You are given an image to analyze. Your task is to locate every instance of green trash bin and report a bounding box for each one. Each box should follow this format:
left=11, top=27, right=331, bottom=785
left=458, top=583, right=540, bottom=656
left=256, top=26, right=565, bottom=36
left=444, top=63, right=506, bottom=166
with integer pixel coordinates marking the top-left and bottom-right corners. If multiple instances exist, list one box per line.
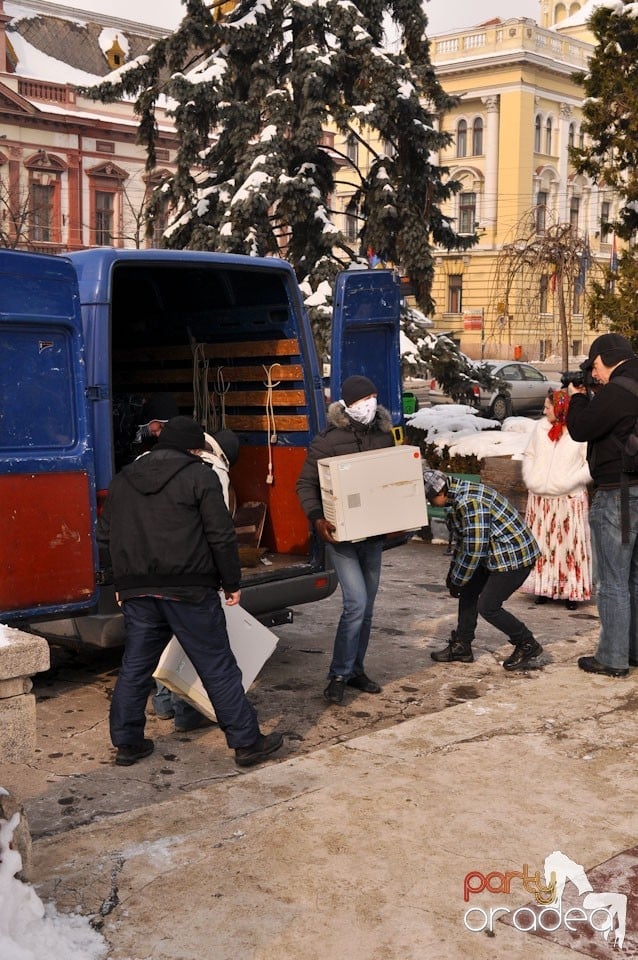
left=402, top=391, right=417, bottom=415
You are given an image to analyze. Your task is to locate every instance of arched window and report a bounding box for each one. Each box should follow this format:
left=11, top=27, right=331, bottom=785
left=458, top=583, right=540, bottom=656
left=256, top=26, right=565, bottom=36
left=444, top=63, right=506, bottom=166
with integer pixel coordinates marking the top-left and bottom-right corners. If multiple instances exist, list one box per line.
left=568, top=123, right=575, bottom=150
left=457, top=119, right=467, bottom=158
left=579, top=127, right=585, bottom=149
left=534, top=115, right=542, bottom=153
left=472, top=118, right=483, bottom=155
left=346, top=134, right=358, bottom=165
left=545, top=117, right=553, bottom=154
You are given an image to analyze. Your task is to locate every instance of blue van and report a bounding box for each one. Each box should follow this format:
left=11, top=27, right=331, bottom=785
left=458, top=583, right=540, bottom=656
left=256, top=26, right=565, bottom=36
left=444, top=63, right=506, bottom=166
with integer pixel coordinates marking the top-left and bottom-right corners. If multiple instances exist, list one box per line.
left=0, top=249, right=404, bottom=646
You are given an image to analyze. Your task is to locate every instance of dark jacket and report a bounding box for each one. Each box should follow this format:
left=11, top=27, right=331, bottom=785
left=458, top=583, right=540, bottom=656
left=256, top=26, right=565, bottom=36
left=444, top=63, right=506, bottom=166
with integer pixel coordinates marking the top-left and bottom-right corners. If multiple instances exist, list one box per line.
left=296, top=401, right=394, bottom=523
left=566, top=357, right=638, bottom=487
left=97, top=448, right=241, bottom=594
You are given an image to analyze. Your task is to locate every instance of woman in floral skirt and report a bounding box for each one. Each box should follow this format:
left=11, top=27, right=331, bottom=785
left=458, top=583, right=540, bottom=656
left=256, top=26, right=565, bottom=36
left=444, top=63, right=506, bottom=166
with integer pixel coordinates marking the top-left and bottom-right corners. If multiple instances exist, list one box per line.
left=521, top=389, right=592, bottom=609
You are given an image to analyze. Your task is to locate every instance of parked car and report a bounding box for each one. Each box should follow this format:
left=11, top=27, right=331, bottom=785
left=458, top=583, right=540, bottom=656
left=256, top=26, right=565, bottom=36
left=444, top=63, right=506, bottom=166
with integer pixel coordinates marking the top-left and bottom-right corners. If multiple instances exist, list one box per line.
left=428, top=360, right=561, bottom=420
left=471, top=361, right=562, bottom=420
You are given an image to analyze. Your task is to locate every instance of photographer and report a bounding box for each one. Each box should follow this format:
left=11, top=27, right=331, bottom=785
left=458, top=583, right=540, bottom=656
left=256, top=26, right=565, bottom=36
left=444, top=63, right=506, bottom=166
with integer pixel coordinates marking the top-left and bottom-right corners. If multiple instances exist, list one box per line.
left=566, top=333, right=638, bottom=677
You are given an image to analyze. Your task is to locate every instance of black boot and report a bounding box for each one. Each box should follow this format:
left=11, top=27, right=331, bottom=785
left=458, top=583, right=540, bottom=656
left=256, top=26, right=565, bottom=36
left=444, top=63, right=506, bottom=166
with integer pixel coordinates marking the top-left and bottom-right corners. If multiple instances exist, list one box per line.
left=431, top=631, right=474, bottom=663
left=503, top=638, right=543, bottom=671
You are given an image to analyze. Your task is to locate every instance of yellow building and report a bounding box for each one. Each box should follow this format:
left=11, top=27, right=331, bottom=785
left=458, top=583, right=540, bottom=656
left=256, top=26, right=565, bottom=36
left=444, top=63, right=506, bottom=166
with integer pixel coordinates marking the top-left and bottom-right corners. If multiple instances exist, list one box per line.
left=428, top=0, right=613, bottom=361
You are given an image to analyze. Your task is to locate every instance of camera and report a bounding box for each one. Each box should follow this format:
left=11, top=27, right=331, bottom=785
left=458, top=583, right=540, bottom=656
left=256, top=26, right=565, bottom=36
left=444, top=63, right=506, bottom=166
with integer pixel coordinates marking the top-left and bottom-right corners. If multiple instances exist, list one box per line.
left=560, top=370, right=586, bottom=389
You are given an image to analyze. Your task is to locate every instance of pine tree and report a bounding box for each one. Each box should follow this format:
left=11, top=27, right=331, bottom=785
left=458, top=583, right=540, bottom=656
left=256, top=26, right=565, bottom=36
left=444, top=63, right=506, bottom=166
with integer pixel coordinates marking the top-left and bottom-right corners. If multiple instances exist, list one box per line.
left=572, top=0, right=638, bottom=338
left=82, top=0, right=472, bottom=357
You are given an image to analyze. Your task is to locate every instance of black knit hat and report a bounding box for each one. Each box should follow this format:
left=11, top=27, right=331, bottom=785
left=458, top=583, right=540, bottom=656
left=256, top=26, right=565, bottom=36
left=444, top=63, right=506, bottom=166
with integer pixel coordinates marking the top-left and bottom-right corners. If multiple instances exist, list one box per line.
left=341, top=375, right=377, bottom=406
left=156, top=416, right=205, bottom=452
left=213, top=429, right=240, bottom=466
left=138, top=393, right=179, bottom=426
left=581, top=333, right=635, bottom=371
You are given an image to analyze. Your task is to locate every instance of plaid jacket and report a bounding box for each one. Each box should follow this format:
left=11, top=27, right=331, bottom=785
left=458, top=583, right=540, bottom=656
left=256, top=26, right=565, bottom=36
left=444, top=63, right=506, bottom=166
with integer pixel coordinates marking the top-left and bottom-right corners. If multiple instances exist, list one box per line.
left=446, top=478, right=540, bottom=587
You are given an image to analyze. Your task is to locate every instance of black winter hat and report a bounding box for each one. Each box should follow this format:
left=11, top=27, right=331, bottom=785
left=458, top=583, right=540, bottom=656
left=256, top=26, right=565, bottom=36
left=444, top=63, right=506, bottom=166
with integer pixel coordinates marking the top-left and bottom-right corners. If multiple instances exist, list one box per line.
left=138, top=393, right=179, bottom=426
left=156, top=416, right=205, bottom=452
left=581, top=333, right=635, bottom=371
left=212, top=429, right=240, bottom=466
left=341, top=375, right=377, bottom=406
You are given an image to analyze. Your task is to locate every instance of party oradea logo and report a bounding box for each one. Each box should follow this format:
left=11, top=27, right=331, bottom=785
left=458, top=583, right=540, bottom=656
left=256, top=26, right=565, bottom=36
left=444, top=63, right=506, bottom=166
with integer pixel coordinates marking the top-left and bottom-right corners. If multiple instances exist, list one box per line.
left=463, top=850, right=628, bottom=951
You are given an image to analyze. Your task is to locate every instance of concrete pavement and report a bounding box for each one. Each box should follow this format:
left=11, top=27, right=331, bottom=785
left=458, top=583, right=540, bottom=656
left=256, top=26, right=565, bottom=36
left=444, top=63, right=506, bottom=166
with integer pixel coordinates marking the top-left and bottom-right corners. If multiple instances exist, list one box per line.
left=29, top=614, right=638, bottom=959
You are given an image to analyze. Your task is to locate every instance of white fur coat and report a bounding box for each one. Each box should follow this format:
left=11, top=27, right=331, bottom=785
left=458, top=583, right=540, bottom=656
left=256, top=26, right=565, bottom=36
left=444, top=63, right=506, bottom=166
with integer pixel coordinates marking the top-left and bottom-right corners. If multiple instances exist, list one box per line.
left=522, top=418, right=591, bottom=496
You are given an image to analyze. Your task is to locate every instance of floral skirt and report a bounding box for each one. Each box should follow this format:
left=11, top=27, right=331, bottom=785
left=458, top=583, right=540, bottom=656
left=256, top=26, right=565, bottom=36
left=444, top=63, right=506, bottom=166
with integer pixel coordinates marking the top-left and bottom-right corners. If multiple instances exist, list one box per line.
left=522, top=490, right=592, bottom=601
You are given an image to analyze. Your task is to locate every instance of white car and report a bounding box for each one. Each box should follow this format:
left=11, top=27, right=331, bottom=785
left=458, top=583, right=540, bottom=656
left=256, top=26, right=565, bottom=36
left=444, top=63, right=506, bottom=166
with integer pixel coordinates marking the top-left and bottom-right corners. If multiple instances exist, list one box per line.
left=472, top=361, right=562, bottom=420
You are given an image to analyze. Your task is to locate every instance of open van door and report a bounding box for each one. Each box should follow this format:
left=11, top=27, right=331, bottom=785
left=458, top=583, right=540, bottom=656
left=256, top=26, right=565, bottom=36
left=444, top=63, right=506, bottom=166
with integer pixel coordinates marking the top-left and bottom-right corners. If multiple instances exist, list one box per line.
left=0, top=251, right=98, bottom=622
left=330, top=268, right=403, bottom=428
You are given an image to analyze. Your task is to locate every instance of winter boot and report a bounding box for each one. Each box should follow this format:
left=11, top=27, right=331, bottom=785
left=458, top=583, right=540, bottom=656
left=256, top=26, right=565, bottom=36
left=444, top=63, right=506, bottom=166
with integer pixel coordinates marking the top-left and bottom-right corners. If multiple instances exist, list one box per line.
left=431, top=630, right=474, bottom=663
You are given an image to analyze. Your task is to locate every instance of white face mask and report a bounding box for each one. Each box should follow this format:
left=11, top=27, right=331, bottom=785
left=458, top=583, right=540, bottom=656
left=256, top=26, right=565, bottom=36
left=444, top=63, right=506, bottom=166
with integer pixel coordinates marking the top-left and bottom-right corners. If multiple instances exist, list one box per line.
left=345, top=396, right=377, bottom=425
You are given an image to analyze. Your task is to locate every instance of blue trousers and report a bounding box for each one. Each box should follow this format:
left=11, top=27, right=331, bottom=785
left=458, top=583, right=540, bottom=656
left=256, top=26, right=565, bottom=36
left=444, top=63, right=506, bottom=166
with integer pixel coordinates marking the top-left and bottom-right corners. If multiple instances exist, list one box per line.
left=590, top=487, right=638, bottom=669
left=326, top=538, right=383, bottom=679
left=110, top=591, right=260, bottom=749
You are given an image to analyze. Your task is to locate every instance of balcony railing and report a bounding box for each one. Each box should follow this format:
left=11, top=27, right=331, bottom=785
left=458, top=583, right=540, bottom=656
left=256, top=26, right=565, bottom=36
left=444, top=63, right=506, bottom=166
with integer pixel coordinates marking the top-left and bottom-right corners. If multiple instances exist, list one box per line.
left=18, top=80, right=76, bottom=104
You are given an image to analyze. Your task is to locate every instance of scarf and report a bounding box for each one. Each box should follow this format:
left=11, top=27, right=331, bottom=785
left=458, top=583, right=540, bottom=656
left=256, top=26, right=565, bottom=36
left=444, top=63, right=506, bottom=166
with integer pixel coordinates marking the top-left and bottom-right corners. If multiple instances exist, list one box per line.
left=547, top=389, right=570, bottom=442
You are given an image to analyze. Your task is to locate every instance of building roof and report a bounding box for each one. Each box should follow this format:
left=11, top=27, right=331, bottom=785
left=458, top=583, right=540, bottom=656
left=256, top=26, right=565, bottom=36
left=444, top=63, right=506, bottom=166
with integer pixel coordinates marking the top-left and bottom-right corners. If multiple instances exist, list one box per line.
left=4, top=0, right=163, bottom=82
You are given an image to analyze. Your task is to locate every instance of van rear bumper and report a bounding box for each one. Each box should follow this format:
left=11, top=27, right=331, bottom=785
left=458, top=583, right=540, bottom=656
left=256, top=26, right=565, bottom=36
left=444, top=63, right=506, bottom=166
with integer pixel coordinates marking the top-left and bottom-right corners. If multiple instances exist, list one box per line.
left=29, top=568, right=339, bottom=649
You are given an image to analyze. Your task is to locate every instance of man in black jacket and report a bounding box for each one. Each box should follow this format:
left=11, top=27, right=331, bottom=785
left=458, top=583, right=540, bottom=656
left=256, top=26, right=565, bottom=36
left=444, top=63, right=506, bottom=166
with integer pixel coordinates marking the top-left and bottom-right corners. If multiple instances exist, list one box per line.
left=97, top=416, right=282, bottom=767
left=567, top=333, right=638, bottom=677
left=296, top=375, right=394, bottom=704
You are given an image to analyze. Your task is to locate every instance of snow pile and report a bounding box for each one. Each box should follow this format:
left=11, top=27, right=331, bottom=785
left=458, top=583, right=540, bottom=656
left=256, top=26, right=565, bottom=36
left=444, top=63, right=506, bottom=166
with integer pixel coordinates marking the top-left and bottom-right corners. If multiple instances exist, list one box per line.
left=407, top=405, right=535, bottom=460
left=0, top=803, right=108, bottom=960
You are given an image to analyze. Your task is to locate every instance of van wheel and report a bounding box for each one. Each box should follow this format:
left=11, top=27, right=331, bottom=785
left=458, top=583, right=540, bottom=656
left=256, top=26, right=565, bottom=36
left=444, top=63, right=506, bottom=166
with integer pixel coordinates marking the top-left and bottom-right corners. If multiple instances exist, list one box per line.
left=490, top=395, right=511, bottom=421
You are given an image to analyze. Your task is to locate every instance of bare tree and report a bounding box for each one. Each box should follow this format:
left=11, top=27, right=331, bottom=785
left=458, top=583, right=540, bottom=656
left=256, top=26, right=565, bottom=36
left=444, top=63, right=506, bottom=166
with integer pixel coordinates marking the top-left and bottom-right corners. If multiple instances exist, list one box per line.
left=491, top=212, right=599, bottom=368
left=0, top=179, right=41, bottom=249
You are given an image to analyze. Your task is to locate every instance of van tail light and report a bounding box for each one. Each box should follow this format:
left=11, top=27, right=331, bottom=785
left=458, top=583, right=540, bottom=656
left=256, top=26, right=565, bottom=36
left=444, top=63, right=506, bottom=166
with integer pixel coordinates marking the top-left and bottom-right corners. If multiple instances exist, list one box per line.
left=96, top=489, right=109, bottom=516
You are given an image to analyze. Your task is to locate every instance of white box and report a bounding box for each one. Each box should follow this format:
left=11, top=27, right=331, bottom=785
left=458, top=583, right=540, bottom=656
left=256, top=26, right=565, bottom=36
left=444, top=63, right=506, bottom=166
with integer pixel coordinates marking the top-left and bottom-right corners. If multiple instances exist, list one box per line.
left=153, top=601, right=278, bottom=721
left=318, top=445, right=428, bottom=542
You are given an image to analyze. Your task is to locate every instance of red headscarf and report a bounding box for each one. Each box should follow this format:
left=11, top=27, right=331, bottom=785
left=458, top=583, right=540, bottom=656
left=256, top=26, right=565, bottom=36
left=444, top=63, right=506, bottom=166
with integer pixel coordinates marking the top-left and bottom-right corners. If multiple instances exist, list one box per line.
left=548, top=389, right=570, bottom=442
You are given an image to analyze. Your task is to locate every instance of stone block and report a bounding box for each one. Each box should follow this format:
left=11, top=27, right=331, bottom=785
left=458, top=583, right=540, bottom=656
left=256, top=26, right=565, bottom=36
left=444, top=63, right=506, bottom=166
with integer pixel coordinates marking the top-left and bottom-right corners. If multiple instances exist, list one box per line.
left=481, top=456, right=528, bottom=513
left=0, top=693, right=37, bottom=763
left=0, top=677, right=33, bottom=699
left=0, top=626, right=50, bottom=679
left=0, top=789, right=33, bottom=881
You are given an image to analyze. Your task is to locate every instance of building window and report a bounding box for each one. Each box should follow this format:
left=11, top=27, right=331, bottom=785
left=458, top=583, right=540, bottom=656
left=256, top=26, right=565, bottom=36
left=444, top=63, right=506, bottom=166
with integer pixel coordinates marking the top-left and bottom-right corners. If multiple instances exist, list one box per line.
left=540, top=275, right=549, bottom=314
left=535, top=190, right=548, bottom=234
left=459, top=191, right=476, bottom=234
left=534, top=115, right=542, bottom=153
left=545, top=117, right=553, bottom=154
left=346, top=134, right=358, bottom=165
left=472, top=118, right=483, bottom=155
left=600, top=200, right=611, bottom=241
left=456, top=120, right=467, bottom=158
left=30, top=182, right=55, bottom=242
left=448, top=274, right=462, bottom=314
left=579, top=127, right=585, bottom=149
left=573, top=285, right=582, bottom=315
left=569, top=195, right=580, bottom=231
left=568, top=123, right=575, bottom=150
left=95, top=190, right=114, bottom=245
left=87, top=161, right=128, bottom=247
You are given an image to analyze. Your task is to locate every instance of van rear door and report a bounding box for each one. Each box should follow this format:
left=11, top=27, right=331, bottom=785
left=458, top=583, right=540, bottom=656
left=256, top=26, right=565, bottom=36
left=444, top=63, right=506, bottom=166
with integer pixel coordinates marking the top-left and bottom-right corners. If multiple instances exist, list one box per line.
left=330, top=268, right=403, bottom=424
left=0, top=251, right=98, bottom=621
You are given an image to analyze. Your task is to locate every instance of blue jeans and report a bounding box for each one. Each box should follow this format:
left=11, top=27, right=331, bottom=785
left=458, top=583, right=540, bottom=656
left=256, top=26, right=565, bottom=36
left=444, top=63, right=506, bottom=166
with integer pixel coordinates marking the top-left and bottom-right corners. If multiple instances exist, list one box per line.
left=152, top=682, right=203, bottom=727
left=589, top=488, right=638, bottom=669
left=326, top=539, right=384, bottom=679
left=110, top=591, right=260, bottom=749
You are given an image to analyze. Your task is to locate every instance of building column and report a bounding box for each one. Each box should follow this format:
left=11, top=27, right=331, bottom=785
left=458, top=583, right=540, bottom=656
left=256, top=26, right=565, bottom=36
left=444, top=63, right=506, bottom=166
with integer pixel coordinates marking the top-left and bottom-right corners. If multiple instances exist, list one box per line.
left=481, top=95, right=499, bottom=230
left=558, top=102, right=572, bottom=224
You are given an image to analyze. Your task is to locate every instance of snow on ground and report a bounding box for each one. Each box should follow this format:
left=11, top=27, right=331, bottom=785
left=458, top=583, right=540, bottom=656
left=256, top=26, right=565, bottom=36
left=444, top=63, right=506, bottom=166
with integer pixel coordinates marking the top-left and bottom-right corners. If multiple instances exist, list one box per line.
left=406, top=404, right=535, bottom=460
left=0, top=807, right=108, bottom=960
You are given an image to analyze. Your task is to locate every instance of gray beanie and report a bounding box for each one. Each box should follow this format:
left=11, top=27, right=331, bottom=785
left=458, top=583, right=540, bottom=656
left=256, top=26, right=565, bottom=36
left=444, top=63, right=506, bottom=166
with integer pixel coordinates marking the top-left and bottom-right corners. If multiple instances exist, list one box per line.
left=422, top=466, right=449, bottom=503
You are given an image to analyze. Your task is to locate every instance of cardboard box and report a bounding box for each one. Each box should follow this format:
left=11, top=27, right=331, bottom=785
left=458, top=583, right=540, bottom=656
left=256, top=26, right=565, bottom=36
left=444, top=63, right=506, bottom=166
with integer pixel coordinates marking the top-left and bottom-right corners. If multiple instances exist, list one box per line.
left=318, top=444, right=428, bottom=542
left=153, top=602, right=278, bottom=721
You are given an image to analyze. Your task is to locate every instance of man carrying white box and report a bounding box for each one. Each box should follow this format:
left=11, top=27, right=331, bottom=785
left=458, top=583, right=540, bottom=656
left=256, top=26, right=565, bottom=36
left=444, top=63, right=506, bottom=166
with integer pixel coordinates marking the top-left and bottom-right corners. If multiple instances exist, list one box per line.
left=296, top=375, right=399, bottom=704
